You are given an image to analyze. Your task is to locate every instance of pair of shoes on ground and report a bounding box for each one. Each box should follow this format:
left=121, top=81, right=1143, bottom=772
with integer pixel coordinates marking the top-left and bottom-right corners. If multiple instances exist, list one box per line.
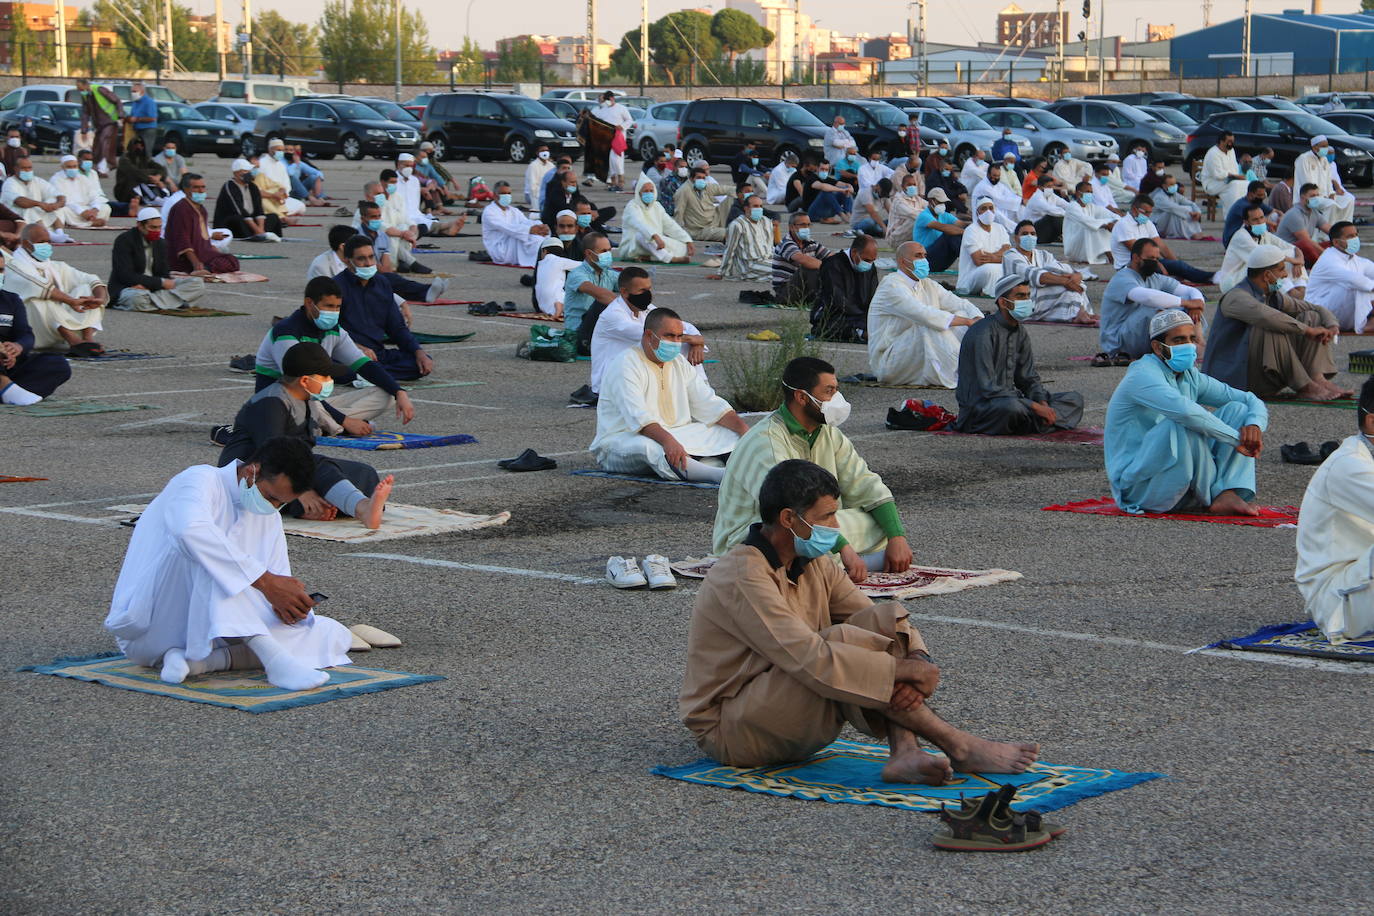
left=934, top=784, right=1066, bottom=852
left=497, top=448, right=557, bottom=472
left=400, top=261, right=433, bottom=274
left=519, top=273, right=535, bottom=287
left=1090, top=352, right=1132, bottom=368
left=228, top=354, right=256, bottom=372
left=1280, top=440, right=1339, bottom=465
left=738, top=289, right=776, bottom=305
left=607, top=555, right=675, bottom=590
left=348, top=624, right=402, bottom=653
left=469, top=300, right=515, bottom=316
left=568, top=384, right=598, bottom=407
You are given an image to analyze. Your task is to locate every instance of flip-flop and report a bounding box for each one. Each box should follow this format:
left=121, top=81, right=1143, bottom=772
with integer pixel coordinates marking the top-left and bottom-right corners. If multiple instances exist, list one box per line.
left=350, top=624, right=401, bottom=648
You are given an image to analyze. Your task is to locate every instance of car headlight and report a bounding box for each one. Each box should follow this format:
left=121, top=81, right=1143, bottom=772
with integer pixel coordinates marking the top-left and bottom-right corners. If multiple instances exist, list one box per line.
left=366, top=129, right=386, bottom=138
left=1342, top=147, right=1369, bottom=159
left=1153, top=130, right=1175, bottom=141
left=187, top=128, right=207, bottom=135
left=1072, top=138, right=1098, bottom=145
left=534, top=129, right=555, bottom=139
left=808, top=138, right=825, bottom=147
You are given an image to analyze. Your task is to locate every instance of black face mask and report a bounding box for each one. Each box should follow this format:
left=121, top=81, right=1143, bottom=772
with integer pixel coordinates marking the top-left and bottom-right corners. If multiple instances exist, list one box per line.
left=1138, top=258, right=1161, bottom=278
left=626, top=290, right=653, bottom=309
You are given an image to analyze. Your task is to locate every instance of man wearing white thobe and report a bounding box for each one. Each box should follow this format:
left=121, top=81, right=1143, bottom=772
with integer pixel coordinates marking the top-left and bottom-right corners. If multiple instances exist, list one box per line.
left=481, top=181, right=549, bottom=268
left=868, top=242, right=984, bottom=388
left=1121, top=148, right=1148, bottom=194
left=957, top=200, right=1012, bottom=297
left=971, top=164, right=1019, bottom=232
left=1305, top=223, right=1374, bottom=332
left=618, top=179, right=694, bottom=263
left=857, top=154, right=894, bottom=194
left=1, top=156, right=73, bottom=241
left=1051, top=153, right=1091, bottom=190
left=2, top=228, right=107, bottom=351
left=1201, top=134, right=1247, bottom=214
left=260, top=139, right=307, bottom=217
left=1217, top=207, right=1307, bottom=294
left=524, top=146, right=555, bottom=209
left=766, top=156, right=795, bottom=205
left=105, top=440, right=353, bottom=690
left=48, top=153, right=110, bottom=227
left=1295, top=136, right=1356, bottom=224
left=959, top=151, right=989, bottom=198
left=823, top=117, right=856, bottom=169
left=588, top=269, right=705, bottom=394
left=1150, top=179, right=1204, bottom=239
left=1064, top=185, right=1117, bottom=265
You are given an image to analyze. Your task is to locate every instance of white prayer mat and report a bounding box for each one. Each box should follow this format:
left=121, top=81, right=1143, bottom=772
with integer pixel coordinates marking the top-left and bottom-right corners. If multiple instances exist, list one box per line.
left=108, top=503, right=511, bottom=543
left=670, top=557, right=1023, bottom=600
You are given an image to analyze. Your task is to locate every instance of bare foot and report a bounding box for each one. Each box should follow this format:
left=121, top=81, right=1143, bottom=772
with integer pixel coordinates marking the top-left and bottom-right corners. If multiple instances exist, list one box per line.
left=947, top=736, right=1040, bottom=775
left=1322, top=380, right=1355, bottom=399
left=358, top=474, right=394, bottom=529
left=881, top=747, right=953, bottom=785
left=1295, top=381, right=1339, bottom=401
left=1209, top=489, right=1259, bottom=517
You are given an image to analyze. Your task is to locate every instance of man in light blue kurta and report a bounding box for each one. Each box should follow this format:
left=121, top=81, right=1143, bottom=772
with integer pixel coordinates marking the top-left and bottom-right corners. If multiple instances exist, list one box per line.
left=1105, top=309, right=1268, bottom=515
left=1099, top=236, right=1206, bottom=361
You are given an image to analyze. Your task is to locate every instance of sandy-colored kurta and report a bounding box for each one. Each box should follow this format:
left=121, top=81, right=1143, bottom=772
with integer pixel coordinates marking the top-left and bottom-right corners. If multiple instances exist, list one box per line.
left=257, top=156, right=306, bottom=217
left=1, top=249, right=105, bottom=349
left=868, top=270, right=983, bottom=387
left=884, top=194, right=926, bottom=253
left=712, top=408, right=898, bottom=557
left=720, top=214, right=773, bottom=282
left=618, top=196, right=693, bottom=263
left=1052, top=157, right=1092, bottom=189
left=956, top=218, right=1010, bottom=296
left=0, top=175, right=65, bottom=228
left=1201, top=145, right=1246, bottom=213
left=673, top=183, right=729, bottom=242
left=48, top=170, right=111, bottom=226
left=591, top=346, right=738, bottom=479
left=481, top=202, right=544, bottom=268
left=1064, top=198, right=1115, bottom=264
left=1296, top=435, right=1374, bottom=642
left=1217, top=228, right=1308, bottom=293
left=1295, top=150, right=1356, bottom=223
left=1002, top=246, right=1092, bottom=321
left=679, top=532, right=924, bottom=767
left=1203, top=279, right=1338, bottom=397
left=588, top=299, right=703, bottom=394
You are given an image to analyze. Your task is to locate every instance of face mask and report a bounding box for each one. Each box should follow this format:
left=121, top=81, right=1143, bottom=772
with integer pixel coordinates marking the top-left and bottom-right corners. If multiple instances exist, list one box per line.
left=639, top=191, right=656, bottom=205
left=145, top=229, right=161, bottom=241
left=18, top=170, right=33, bottom=182
left=1138, top=258, right=1160, bottom=278
left=940, top=169, right=951, bottom=177
left=750, top=157, right=759, bottom=165
left=652, top=336, right=682, bottom=363
left=693, top=178, right=707, bottom=191
left=558, top=232, right=575, bottom=242
left=1244, top=223, right=1265, bottom=239
left=1326, top=149, right=1336, bottom=161
left=80, top=160, right=93, bottom=172
left=64, top=168, right=78, bottom=179
left=903, top=185, right=918, bottom=197
left=626, top=290, right=653, bottom=309
left=898, top=128, right=908, bottom=136
left=5, top=137, right=19, bottom=148
left=817, top=171, right=830, bottom=179
left=274, top=150, right=286, bottom=161
left=1347, top=237, right=1363, bottom=255
left=1160, top=342, right=1197, bottom=373
left=854, top=258, right=873, bottom=273
left=386, top=183, right=398, bottom=195
left=353, top=263, right=378, bottom=281
left=931, top=203, right=945, bottom=215
left=538, top=150, right=550, bottom=160
left=1268, top=279, right=1283, bottom=293
left=1153, top=168, right=1165, bottom=177
left=795, top=227, right=811, bottom=241
left=677, top=167, right=689, bottom=178
left=1308, top=197, right=1327, bottom=211
left=596, top=250, right=613, bottom=269
left=870, top=159, right=882, bottom=167
left=977, top=211, right=995, bottom=226
left=306, top=377, right=335, bottom=401
left=366, top=218, right=383, bottom=231
left=249, top=168, right=261, bottom=179
left=1062, top=151, right=1072, bottom=160
left=575, top=213, right=592, bottom=228
left=164, top=149, right=177, bottom=158
left=910, top=257, right=930, bottom=280
left=497, top=193, right=513, bottom=207
left=237, top=472, right=280, bottom=516
left=1003, top=133, right=1012, bottom=140
left=1004, top=298, right=1033, bottom=321
left=1081, top=192, right=1095, bottom=205
left=1134, top=212, right=1149, bottom=225
left=29, top=242, right=52, bottom=262
left=191, top=191, right=207, bottom=204
left=313, top=307, right=342, bottom=329
left=1020, top=235, right=1037, bottom=250
left=789, top=516, right=842, bottom=558
left=1134, top=150, right=1145, bottom=159
left=1164, top=185, right=1177, bottom=195
left=564, top=184, right=576, bottom=194
left=400, top=166, right=413, bottom=177
left=1097, top=176, right=1109, bottom=184
left=749, top=207, right=763, bottom=221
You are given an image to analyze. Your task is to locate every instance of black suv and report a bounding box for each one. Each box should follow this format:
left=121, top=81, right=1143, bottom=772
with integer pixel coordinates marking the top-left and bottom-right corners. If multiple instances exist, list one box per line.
left=422, top=92, right=579, bottom=164
left=1183, top=109, right=1374, bottom=185
left=792, top=98, right=915, bottom=159
left=252, top=97, right=418, bottom=160
left=676, top=97, right=826, bottom=165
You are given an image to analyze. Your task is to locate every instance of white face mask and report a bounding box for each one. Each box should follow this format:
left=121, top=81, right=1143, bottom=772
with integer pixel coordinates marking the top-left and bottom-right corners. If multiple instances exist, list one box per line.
left=811, top=390, right=851, bottom=427
left=930, top=203, right=945, bottom=215
left=977, top=210, right=995, bottom=226
left=400, top=166, right=413, bottom=178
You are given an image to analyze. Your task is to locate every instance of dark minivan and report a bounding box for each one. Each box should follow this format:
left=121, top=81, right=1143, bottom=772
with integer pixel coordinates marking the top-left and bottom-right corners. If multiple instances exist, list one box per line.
left=793, top=98, right=916, bottom=160
left=422, top=92, right=579, bottom=164
left=676, top=97, right=826, bottom=165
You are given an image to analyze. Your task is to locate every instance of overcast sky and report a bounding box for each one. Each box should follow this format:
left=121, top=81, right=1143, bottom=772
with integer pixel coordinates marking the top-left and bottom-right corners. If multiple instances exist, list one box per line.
left=186, top=1, right=1356, bottom=55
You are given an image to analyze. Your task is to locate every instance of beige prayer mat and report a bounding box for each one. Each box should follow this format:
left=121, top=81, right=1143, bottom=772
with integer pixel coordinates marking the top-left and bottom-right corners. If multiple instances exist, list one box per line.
left=670, top=557, right=1023, bottom=600
left=108, top=502, right=511, bottom=543
left=171, top=271, right=269, bottom=284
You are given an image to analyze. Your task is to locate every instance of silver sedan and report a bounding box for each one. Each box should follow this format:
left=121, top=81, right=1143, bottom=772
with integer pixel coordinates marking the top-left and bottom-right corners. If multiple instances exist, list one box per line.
left=978, top=107, right=1119, bottom=162
left=913, top=108, right=1033, bottom=165
left=632, top=101, right=690, bottom=161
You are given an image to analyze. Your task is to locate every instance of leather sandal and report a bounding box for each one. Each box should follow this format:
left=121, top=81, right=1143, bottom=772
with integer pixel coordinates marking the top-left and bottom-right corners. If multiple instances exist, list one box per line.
left=933, top=785, right=1056, bottom=852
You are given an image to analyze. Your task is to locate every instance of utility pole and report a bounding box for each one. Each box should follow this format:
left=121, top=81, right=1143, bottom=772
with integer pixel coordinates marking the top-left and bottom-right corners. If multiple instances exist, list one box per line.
left=587, top=0, right=597, bottom=87
left=163, top=0, right=175, bottom=76
left=1242, top=0, right=1253, bottom=78
left=918, top=0, right=927, bottom=91
left=1056, top=0, right=1065, bottom=92
left=794, top=0, right=801, bottom=85
left=242, top=0, right=253, bottom=80
left=214, top=0, right=225, bottom=78
left=641, top=0, right=648, bottom=86
left=394, top=0, right=402, bottom=100
left=1096, top=0, right=1105, bottom=93
left=54, top=0, right=68, bottom=77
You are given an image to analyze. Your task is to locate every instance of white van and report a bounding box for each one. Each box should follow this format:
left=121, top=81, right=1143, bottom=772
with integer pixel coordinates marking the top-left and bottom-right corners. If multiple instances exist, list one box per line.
left=210, top=79, right=310, bottom=109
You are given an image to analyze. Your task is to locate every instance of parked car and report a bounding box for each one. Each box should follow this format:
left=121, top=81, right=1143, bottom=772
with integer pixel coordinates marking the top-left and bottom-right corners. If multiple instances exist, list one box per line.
left=964, top=95, right=1050, bottom=109
left=1231, top=95, right=1304, bottom=111
left=0, top=84, right=74, bottom=112
left=938, top=97, right=989, bottom=114
left=1296, top=92, right=1374, bottom=113
left=193, top=102, right=269, bottom=156
left=210, top=79, right=306, bottom=109
left=540, top=98, right=594, bottom=122
left=910, top=108, right=1033, bottom=165
left=1152, top=96, right=1253, bottom=123
left=793, top=97, right=927, bottom=160
left=872, top=95, right=953, bottom=112
left=1136, top=104, right=1199, bottom=132
left=633, top=101, right=688, bottom=160
left=2, top=101, right=82, bottom=154
left=254, top=97, right=419, bottom=160
left=1084, top=91, right=1191, bottom=106
left=1183, top=109, right=1374, bottom=186
left=976, top=107, right=1117, bottom=161
left=1046, top=99, right=1187, bottom=163
left=676, top=97, right=827, bottom=165
left=96, top=81, right=187, bottom=105
left=1322, top=109, right=1374, bottom=142
left=422, top=92, right=578, bottom=163
left=147, top=102, right=238, bottom=156
left=346, top=96, right=422, bottom=125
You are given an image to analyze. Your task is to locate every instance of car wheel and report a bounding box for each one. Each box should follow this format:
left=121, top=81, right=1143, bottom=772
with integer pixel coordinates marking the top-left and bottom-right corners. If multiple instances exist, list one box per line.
left=428, top=134, right=448, bottom=160
left=341, top=134, right=364, bottom=160
left=1044, top=141, right=1066, bottom=160
left=684, top=142, right=708, bottom=164
left=953, top=144, right=975, bottom=168
left=774, top=144, right=800, bottom=167
left=507, top=136, right=529, bottom=163
left=240, top=135, right=256, bottom=157
left=638, top=137, right=658, bottom=162
left=58, top=133, right=72, bottom=156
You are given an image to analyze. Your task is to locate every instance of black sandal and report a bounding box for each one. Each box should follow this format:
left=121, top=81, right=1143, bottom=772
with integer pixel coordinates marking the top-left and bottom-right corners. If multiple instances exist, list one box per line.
left=1090, top=352, right=1114, bottom=368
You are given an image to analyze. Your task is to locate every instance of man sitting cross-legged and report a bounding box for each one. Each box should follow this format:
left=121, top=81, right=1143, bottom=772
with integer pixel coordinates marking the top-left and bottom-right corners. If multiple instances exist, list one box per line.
left=1105, top=309, right=1268, bottom=516
left=1305, top=220, right=1374, bottom=333
left=0, top=285, right=71, bottom=405
left=588, top=267, right=706, bottom=398
left=716, top=194, right=774, bottom=282
left=108, top=207, right=206, bottom=312
left=953, top=274, right=1084, bottom=435
left=334, top=235, right=446, bottom=382
left=591, top=308, right=749, bottom=484
left=0, top=155, right=75, bottom=243
left=166, top=173, right=240, bottom=275
left=219, top=342, right=393, bottom=528
left=1002, top=219, right=1095, bottom=325
left=619, top=178, right=696, bottom=264
left=771, top=213, right=830, bottom=306
left=1097, top=237, right=1206, bottom=366
left=682, top=458, right=1040, bottom=780
left=1, top=224, right=109, bottom=357
left=481, top=180, right=549, bottom=268
left=867, top=241, right=983, bottom=389
left=713, top=357, right=913, bottom=583
left=105, top=436, right=354, bottom=691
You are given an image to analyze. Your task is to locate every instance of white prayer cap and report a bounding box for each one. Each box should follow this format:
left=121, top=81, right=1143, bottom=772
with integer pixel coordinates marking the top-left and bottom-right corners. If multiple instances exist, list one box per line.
left=267, top=136, right=285, bottom=148
left=975, top=196, right=996, bottom=211
left=136, top=206, right=162, bottom=222
left=926, top=187, right=950, bottom=202
left=994, top=273, right=1029, bottom=300
left=397, top=151, right=416, bottom=162
left=60, top=153, right=78, bottom=163
left=1149, top=308, right=1194, bottom=339
left=555, top=208, right=575, bottom=220
left=1106, top=152, right=1120, bottom=161
left=1311, top=134, right=1328, bottom=147
left=540, top=235, right=564, bottom=250
left=419, top=140, right=435, bottom=151
left=1246, top=244, right=1286, bottom=270
left=231, top=157, right=252, bottom=172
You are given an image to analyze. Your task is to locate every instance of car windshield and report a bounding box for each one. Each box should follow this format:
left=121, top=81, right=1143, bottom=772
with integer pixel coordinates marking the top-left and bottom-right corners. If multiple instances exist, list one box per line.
left=1028, top=110, right=1073, bottom=129
left=946, top=112, right=994, bottom=130
left=763, top=103, right=824, bottom=127
left=501, top=98, right=558, bottom=119
left=867, top=105, right=908, bottom=127
left=159, top=104, right=204, bottom=120
left=234, top=105, right=268, bottom=119
left=327, top=100, right=390, bottom=120
left=48, top=103, right=80, bottom=118
left=360, top=100, right=417, bottom=121
left=1144, top=107, right=1193, bottom=128
left=1284, top=111, right=1345, bottom=135
left=1254, top=97, right=1301, bottom=111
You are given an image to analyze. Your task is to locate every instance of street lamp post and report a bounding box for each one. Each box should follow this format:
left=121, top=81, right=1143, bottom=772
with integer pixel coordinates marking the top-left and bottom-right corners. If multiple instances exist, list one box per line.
left=394, top=0, right=402, bottom=101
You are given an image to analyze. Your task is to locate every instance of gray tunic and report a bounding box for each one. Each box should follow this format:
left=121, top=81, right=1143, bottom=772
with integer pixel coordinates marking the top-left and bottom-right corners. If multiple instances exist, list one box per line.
left=953, top=311, right=1086, bottom=434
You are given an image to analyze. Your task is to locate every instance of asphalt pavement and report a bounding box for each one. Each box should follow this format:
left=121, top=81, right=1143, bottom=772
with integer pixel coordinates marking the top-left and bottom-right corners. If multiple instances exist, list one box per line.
left=1, top=152, right=1371, bottom=913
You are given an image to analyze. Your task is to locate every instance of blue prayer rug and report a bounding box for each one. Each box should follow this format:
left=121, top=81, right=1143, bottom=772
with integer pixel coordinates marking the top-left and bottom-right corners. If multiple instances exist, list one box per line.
left=653, top=739, right=1164, bottom=813
left=21, top=652, right=443, bottom=713
left=571, top=469, right=719, bottom=490
left=1205, top=621, right=1374, bottom=662
left=315, top=431, right=478, bottom=450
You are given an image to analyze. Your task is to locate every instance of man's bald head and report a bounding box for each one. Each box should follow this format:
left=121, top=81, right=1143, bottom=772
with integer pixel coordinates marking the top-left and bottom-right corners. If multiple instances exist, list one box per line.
left=21, top=223, right=50, bottom=246
left=896, top=241, right=925, bottom=264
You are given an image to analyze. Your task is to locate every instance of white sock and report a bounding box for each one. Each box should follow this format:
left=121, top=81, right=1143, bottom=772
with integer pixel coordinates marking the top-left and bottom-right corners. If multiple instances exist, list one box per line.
left=159, top=646, right=230, bottom=684
left=681, top=457, right=726, bottom=484
left=1, top=383, right=42, bottom=406
left=246, top=633, right=329, bottom=691
left=50, top=229, right=72, bottom=243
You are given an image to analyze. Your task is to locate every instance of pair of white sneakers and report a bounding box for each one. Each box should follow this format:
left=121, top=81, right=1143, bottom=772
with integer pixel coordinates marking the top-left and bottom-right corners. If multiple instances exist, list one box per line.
left=607, top=555, right=675, bottom=590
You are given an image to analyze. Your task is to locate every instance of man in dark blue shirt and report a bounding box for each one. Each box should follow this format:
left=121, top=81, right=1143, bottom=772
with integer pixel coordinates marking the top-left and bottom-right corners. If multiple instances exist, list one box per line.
left=1222, top=181, right=1274, bottom=248
left=1, top=288, right=71, bottom=405
left=334, top=235, right=436, bottom=381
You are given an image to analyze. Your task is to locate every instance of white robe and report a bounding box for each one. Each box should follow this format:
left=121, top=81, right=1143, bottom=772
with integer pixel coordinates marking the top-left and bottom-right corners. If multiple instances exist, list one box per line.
left=258, top=155, right=306, bottom=216
left=397, top=172, right=433, bottom=228
left=957, top=219, right=1011, bottom=297
left=48, top=170, right=111, bottom=227
left=998, top=166, right=1021, bottom=198
left=591, top=345, right=738, bottom=479
left=588, top=298, right=703, bottom=394
left=867, top=271, right=983, bottom=388
left=1003, top=247, right=1092, bottom=322
left=104, top=461, right=352, bottom=670
left=481, top=202, right=544, bottom=268
left=1052, top=158, right=1091, bottom=189
left=959, top=159, right=989, bottom=198
left=1121, top=153, right=1148, bottom=192
left=1305, top=246, right=1374, bottom=331
left=766, top=163, right=794, bottom=205
left=1064, top=199, right=1116, bottom=264
left=596, top=103, right=636, bottom=177
left=0, top=249, right=104, bottom=349
left=0, top=175, right=66, bottom=228
left=1217, top=229, right=1307, bottom=294
left=1020, top=188, right=1067, bottom=223
left=971, top=178, right=1019, bottom=233
left=618, top=198, right=692, bottom=263
left=379, top=190, right=414, bottom=265
left=823, top=126, right=857, bottom=166
left=535, top=251, right=578, bottom=316
left=1103, top=168, right=1133, bottom=206
left=1201, top=146, right=1246, bottom=213
left=1110, top=215, right=1161, bottom=270
left=1296, top=435, right=1374, bottom=643
left=1295, top=150, right=1356, bottom=223
left=524, top=157, right=555, bottom=209
left=857, top=160, right=894, bottom=193
left=1149, top=188, right=1202, bottom=239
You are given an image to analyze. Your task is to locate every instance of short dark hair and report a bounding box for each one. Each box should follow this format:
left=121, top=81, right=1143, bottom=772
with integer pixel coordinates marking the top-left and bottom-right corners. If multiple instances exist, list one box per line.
left=1015, top=219, right=1035, bottom=233
left=304, top=276, right=340, bottom=303
left=758, top=459, right=841, bottom=525
left=617, top=266, right=650, bottom=289
left=343, top=235, right=375, bottom=259
left=1131, top=193, right=1153, bottom=209
left=328, top=224, right=356, bottom=251
left=1248, top=180, right=1266, bottom=194
left=1331, top=220, right=1357, bottom=239
left=180, top=172, right=201, bottom=190
left=644, top=307, right=681, bottom=333
left=1219, top=131, right=1235, bottom=142
left=380, top=168, right=398, bottom=181
left=1300, top=182, right=1318, bottom=195
left=1131, top=236, right=1160, bottom=257
left=875, top=177, right=893, bottom=198
left=583, top=231, right=609, bottom=253
left=358, top=199, right=380, bottom=215
left=1359, top=377, right=1374, bottom=427
left=248, top=437, right=315, bottom=496
left=782, top=356, right=835, bottom=394
left=850, top=233, right=876, bottom=254
left=1244, top=202, right=1265, bottom=219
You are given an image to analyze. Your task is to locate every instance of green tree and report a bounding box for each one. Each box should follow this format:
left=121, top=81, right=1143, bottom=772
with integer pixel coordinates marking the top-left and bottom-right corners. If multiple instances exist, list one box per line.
left=710, top=9, right=773, bottom=65
left=609, top=11, right=721, bottom=85
left=318, top=0, right=434, bottom=84
left=251, top=10, right=318, bottom=76
left=90, top=0, right=215, bottom=73
left=1364, top=0, right=1374, bottom=11
left=495, top=37, right=542, bottom=82
left=11, top=7, right=57, bottom=73
left=446, top=36, right=486, bottom=83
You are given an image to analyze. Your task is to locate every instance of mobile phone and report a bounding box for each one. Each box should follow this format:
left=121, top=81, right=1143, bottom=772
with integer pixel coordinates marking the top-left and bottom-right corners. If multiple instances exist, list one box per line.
left=308, top=591, right=329, bottom=603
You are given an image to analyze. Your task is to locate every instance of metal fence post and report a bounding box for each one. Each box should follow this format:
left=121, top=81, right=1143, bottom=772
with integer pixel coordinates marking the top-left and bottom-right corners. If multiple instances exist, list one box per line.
left=1329, top=57, right=1334, bottom=92
left=825, top=63, right=831, bottom=98
left=966, top=61, right=972, bottom=95
left=20, top=43, right=27, bottom=84
left=1365, top=59, right=1369, bottom=93
left=1008, top=59, right=1014, bottom=96
left=780, top=59, right=787, bottom=99
left=1216, top=59, right=1221, bottom=98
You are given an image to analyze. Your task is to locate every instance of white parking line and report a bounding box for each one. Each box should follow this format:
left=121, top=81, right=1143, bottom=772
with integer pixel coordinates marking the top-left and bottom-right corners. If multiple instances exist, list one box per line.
left=380, top=448, right=587, bottom=474
left=347, top=552, right=602, bottom=584
left=406, top=397, right=503, bottom=410
left=112, top=412, right=205, bottom=430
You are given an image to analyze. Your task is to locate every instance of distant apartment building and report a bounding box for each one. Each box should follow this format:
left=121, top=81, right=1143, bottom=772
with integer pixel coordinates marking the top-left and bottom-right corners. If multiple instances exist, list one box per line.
left=997, top=3, right=1067, bottom=48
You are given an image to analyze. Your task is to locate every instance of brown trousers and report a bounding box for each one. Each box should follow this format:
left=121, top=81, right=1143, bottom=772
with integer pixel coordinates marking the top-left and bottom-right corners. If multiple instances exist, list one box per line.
left=700, top=604, right=926, bottom=768
left=1248, top=312, right=1338, bottom=397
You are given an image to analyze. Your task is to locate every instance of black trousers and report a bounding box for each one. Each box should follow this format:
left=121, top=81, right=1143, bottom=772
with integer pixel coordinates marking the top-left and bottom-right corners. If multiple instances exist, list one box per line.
left=1032, top=214, right=1062, bottom=246
left=284, top=454, right=378, bottom=518
left=223, top=213, right=284, bottom=239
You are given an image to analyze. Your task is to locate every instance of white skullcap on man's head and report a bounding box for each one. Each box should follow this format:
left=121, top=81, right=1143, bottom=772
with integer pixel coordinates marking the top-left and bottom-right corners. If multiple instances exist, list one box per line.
left=1150, top=308, right=1194, bottom=339
left=136, top=207, right=162, bottom=222
left=231, top=157, right=252, bottom=172
left=267, top=136, right=284, bottom=148
left=1246, top=244, right=1286, bottom=270
left=555, top=209, right=575, bottom=220
left=60, top=153, right=78, bottom=163
left=1311, top=135, right=1328, bottom=147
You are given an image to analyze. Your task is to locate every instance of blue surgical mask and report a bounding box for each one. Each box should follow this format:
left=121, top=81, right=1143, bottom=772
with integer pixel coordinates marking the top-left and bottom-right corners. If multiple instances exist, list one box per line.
left=191, top=191, right=207, bottom=204
left=749, top=207, right=763, bottom=221
left=498, top=193, right=512, bottom=207
left=1008, top=299, right=1034, bottom=321
left=374, top=193, right=388, bottom=206
left=576, top=213, right=592, bottom=228
left=1164, top=185, right=1177, bottom=195
left=558, top=232, right=576, bottom=242
left=353, top=265, right=378, bottom=281
left=693, top=178, right=707, bottom=190
left=750, top=156, right=758, bottom=165
left=313, top=307, right=341, bottom=328
left=237, top=473, right=280, bottom=516
left=795, top=227, right=811, bottom=240
left=1081, top=192, right=1095, bottom=205
left=63, top=167, right=78, bottom=179
left=386, top=183, right=398, bottom=195
left=1020, top=235, right=1037, bottom=250
left=1135, top=213, right=1149, bottom=225
left=80, top=160, right=93, bottom=172
left=640, top=191, right=656, bottom=204
left=306, top=377, right=335, bottom=401
left=274, top=150, right=285, bottom=161
left=817, top=170, right=830, bottom=179
left=596, top=250, right=613, bottom=269
left=903, top=185, right=917, bottom=197
left=854, top=258, right=873, bottom=272
left=366, top=218, right=383, bottom=231
left=1268, top=280, right=1283, bottom=293
left=164, top=149, right=176, bottom=158
left=18, top=170, right=34, bottom=182
left=1326, top=148, right=1336, bottom=161
left=940, top=169, right=950, bottom=177
left=790, top=516, right=841, bottom=558
left=653, top=335, right=682, bottom=363
left=249, top=167, right=259, bottom=179
left=1062, top=151, right=1072, bottom=160
left=1161, top=342, right=1198, bottom=373
left=1348, top=237, right=1363, bottom=255
left=1249, top=224, right=1265, bottom=238
left=1097, top=176, right=1109, bottom=185
left=910, top=258, right=930, bottom=280
left=29, top=242, right=53, bottom=262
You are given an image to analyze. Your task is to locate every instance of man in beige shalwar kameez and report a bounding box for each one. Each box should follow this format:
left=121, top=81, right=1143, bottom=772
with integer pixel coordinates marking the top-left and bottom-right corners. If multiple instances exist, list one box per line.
left=673, top=165, right=730, bottom=243
left=680, top=459, right=1040, bottom=782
